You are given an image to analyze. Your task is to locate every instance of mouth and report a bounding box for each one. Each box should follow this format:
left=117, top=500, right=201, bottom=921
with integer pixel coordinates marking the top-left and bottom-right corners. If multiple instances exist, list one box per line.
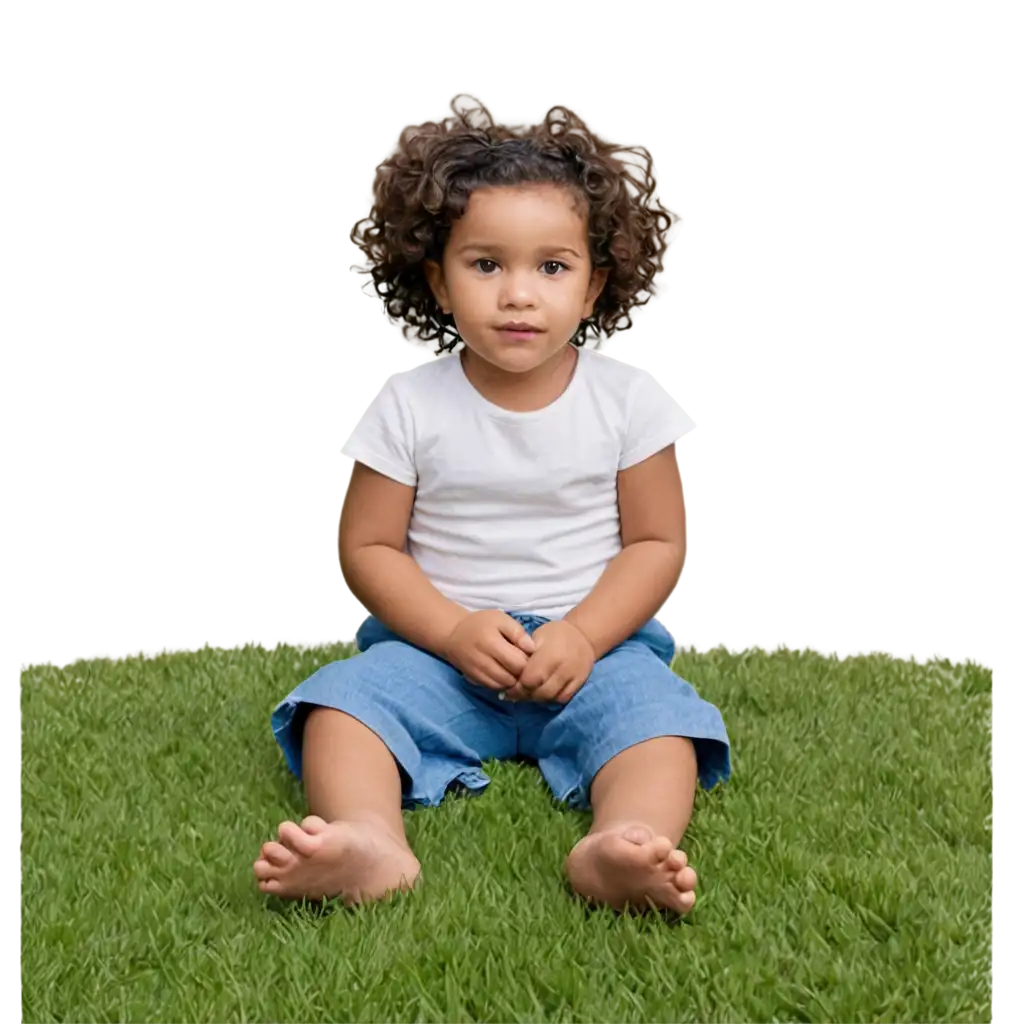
left=498, top=325, right=543, bottom=340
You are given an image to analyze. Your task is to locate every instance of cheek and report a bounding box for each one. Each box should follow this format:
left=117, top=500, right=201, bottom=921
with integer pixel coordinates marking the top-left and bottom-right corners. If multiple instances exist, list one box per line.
left=450, top=277, right=493, bottom=314
left=450, top=286, right=489, bottom=321
left=565, top=278, right=598, bottom=317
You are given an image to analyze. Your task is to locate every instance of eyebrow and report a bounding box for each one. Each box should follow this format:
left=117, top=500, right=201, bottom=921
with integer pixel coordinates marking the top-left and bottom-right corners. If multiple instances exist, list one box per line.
left=455, top=242, right=582, bottom=258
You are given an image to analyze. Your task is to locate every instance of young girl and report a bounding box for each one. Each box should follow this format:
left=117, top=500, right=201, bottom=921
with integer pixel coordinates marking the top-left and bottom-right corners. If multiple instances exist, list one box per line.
left=253, top=95, right=732, bottom=914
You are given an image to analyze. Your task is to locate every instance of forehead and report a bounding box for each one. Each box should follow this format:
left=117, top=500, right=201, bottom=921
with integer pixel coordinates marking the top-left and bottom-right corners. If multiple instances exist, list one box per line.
left=452, top=184, right=587, bottom=244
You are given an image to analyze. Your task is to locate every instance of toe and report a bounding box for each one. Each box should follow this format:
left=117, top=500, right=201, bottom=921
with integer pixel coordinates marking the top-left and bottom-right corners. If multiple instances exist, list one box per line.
left=261, top=841, right=294, bottom=867
left=279, top=820, right=319, bottom=856
left=253, top=858, right=275, bottom=880
left=301, top=815, right=329, bottom=834
left=677, top=889, right=696, bottom=913
left=647, top=836, right=675, bottom=864
left=620, top=825, right=654, bottom=845
left=666, top=849, right=687, bottom=872
left=258, top=878, right=283, bottom=894
left=676, top=865, right=698, bottom=892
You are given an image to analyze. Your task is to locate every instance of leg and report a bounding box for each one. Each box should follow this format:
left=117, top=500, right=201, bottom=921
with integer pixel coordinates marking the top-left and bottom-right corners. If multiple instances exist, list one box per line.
left=565, top=736, right=700, bottom=913
left=302, top=706, right=409, bottom=845
left=589, top=735, right=697, bottom=844
left=253, top=708, right=421, bottom=904
left=531, top=623, right=730, bottom=914
left=258, top=620, right=519, bottom=903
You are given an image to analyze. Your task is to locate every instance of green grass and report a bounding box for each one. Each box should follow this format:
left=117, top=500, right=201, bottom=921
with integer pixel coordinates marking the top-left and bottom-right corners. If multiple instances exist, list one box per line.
left=22, top=640, right=991, bottom=1023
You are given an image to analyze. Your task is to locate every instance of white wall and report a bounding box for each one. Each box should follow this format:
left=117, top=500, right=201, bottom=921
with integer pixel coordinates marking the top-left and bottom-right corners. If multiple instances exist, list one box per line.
left=610, top=339, right=1024, bottom=452
left=393, top=329, right=1024, bottom=454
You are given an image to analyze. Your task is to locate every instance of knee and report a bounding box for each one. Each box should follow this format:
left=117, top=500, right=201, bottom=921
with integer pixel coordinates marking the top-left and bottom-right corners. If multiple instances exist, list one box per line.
left=302, top=705, right=358, bottom=742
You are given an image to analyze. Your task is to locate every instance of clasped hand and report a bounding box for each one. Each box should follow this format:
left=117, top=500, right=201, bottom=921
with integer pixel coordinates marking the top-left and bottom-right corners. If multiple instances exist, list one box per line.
left=443, top=611, right=596, bottom=705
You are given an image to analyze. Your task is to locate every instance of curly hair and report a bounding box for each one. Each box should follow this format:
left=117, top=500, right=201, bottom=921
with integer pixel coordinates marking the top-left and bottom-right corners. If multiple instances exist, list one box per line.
left=349, top=94, right=679, bottom=355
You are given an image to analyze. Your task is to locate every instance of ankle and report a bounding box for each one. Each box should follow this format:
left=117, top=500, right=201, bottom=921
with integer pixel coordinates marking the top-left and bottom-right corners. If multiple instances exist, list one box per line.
left=585, top=819, right=686, bottom=848
left=587, top=819, right=653, bottom=838
left=325, top=811, right=410, bottom=850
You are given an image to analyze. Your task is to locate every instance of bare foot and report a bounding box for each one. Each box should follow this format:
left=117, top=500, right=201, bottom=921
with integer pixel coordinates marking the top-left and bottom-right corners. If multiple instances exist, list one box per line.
left=252, top=814, right=421, bottom=904
left=565, top=823, right=698, bottom=914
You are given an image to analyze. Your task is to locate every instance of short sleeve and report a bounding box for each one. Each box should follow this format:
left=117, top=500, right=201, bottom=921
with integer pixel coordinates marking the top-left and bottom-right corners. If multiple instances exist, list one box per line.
left=340, top=374, right=417, bottom=486
left=619, top=370, right=697, bottom=471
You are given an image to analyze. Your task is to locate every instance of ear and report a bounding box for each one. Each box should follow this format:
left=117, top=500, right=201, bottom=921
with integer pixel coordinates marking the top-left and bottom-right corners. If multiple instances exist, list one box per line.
left=423, top=259, right=450, bottom=313
left=583, top=266, right=610, bottom=316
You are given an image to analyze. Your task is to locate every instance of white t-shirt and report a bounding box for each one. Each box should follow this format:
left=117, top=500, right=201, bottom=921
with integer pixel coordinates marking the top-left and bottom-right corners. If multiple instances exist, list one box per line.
left=341, top=346, right=696, bottom=620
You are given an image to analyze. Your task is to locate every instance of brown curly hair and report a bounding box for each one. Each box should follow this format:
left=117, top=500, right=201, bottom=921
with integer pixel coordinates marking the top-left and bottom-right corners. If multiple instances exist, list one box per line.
left=349, top=94, right=680, bottom=355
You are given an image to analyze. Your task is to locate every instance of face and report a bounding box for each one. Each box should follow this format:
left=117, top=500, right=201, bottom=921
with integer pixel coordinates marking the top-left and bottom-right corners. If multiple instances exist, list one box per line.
left=423, top=184, right=609, bottom=379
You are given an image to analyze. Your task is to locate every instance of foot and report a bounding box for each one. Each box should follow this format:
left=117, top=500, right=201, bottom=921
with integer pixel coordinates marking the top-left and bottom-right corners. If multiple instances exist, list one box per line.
left=252, top=815, right=421, bottom=904
left=565, top=823, right=698, bottom=914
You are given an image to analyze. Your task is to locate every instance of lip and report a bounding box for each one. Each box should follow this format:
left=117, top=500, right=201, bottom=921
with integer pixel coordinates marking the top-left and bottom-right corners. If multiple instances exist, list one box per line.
left=498, top=322, right=543, bottom=332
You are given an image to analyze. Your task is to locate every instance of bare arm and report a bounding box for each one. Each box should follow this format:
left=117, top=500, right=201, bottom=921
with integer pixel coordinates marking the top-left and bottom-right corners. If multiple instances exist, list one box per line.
left=564, top=444, right=687, bottom=660
left=339, top=462, right=470, bottom=658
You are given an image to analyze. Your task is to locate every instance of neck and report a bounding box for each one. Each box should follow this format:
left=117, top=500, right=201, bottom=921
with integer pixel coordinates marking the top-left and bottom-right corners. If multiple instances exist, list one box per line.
left=460, top=344, right=579, bottom=413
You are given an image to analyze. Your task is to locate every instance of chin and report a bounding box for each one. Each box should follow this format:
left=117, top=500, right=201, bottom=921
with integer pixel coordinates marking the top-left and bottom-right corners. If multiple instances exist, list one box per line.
left=463, top=335, right=567, bottom=371
left=471, top=348, right=544, bottom=376
left=498, top=352, right=553, bottom=371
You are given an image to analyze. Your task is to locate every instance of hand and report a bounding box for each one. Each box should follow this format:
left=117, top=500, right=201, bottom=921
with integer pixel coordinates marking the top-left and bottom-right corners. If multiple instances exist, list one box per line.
left=442, top=610, right=537, bottom=693
left=504, top=620, right=595, bottom=704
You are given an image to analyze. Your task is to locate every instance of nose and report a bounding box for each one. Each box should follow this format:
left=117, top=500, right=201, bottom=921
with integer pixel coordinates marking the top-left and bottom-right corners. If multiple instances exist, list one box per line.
left=498, top=267, right=540, bottom=307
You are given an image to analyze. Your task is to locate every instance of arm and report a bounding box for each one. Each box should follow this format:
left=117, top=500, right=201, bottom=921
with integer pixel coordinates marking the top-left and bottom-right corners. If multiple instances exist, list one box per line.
left=563, top=444, right=687, bottom=660
left=339, top=461, right=470, bottom=658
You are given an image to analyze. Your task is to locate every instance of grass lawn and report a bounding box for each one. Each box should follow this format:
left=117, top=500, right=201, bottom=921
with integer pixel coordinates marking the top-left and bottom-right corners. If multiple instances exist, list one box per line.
left=22, top=639, right=991, bottom=1023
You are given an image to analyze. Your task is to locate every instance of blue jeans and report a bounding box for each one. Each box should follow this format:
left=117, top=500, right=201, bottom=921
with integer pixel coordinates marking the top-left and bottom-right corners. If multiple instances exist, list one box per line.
left=271, top=612, right=731, bottom=811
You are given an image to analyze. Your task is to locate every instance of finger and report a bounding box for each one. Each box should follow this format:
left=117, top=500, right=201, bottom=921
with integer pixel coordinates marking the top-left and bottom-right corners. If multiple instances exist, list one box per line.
left=497, top=616, right=537, bottom=655
left=532, top=669, right=571, bottom=703
left=517, top=633, right=537, bottom=654
left=516, top=651, right=557, bottom=692
left=490, top=640, right=529, bottom=678
left=463, top=672, right=503, bottom=692
left=516, top=672, right=537, bottom=692
left=465, top=660, right=517, bottom=691
left=483, top=660, right=520, bottom=690
left=511, top=680, right=540, bottom=701
left=554, top=675, right=587, bottom=704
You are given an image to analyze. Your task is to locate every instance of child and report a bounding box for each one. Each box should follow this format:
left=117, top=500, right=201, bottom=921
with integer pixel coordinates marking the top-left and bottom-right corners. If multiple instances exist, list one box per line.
left=254, top=95, right=731, bottom=914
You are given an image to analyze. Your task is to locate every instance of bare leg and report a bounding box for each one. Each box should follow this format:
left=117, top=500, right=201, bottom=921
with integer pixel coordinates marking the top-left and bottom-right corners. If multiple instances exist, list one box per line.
left=565, top=736, right=700, bottom=913
left=253, top=708, right=421, bottom=903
